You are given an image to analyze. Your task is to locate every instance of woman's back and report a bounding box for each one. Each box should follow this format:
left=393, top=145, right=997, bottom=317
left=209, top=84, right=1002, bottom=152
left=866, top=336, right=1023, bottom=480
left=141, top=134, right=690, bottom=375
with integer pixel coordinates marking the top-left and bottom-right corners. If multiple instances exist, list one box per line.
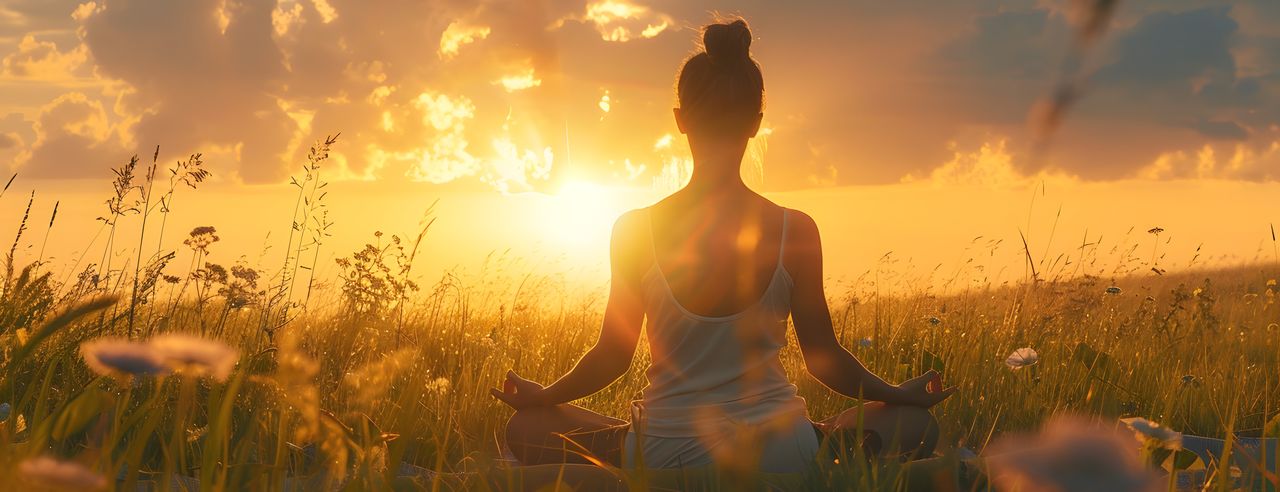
left=647, top=195, right=786, bottom=317
left=634, top=202, right=808, bottom=439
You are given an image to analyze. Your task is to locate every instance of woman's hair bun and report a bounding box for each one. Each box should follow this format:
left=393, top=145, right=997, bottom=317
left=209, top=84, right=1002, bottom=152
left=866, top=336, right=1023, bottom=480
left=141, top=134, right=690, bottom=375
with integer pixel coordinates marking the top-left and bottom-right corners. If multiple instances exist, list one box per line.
left=703, top=19, right=751, bottom=68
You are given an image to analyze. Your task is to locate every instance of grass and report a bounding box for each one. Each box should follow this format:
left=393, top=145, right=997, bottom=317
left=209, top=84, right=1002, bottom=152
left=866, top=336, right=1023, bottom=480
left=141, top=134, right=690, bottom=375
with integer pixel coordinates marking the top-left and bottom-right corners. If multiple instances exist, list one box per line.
left=0, top=138, right=1277, bottom=491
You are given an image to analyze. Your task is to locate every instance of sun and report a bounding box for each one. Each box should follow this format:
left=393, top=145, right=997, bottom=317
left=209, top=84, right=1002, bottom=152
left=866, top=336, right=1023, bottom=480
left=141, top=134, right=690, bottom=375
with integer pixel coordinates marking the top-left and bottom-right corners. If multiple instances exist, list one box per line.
left=539, top=179, right=637, bottom=251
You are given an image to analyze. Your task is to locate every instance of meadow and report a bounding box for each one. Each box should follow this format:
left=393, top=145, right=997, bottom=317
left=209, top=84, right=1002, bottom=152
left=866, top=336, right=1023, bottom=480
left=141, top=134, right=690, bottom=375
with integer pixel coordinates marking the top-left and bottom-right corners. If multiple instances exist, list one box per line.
left=0, top=137, right=1277, bottom=491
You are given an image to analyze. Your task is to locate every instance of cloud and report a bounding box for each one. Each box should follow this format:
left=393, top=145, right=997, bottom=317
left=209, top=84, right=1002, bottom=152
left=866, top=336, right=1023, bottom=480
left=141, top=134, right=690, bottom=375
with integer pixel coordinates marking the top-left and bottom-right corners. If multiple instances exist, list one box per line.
left=3, top=0, right=1278, bottom=190
left=1095, top=7, right=1238, bottom=89
left=73, top=0, right=297, bottom=183
left=901, top=138, right=1076, bottom=189
left=403, top=91, right=480, bottom=184
left=484, top=134, right=553, bottom=193
left=561, top=0, right=673, bottom=42
left=494, top=68, right=542, bottom=92
left=14, top=91, right=127, bottom=177
left=2, top=35, right=88, bottom=79
left=937, top=9, right=1067, bottom=81
left=1137, top=140, right=1280, bottom=181
left=922, top=3, right=1280, bottom=182
left=1192, top=119, right=1249, bottom=140
left=0, top=132, right=20, bottom=149
left=0, top=0, right=85, bottom=39
left=438, top=22, right=490, bottom=60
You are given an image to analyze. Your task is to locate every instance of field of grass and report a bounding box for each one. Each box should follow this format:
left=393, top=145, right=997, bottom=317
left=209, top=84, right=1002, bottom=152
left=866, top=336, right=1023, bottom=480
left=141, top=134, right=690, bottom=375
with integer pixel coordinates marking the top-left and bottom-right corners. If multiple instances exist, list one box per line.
left=0, top=139, right=1277, bottom=491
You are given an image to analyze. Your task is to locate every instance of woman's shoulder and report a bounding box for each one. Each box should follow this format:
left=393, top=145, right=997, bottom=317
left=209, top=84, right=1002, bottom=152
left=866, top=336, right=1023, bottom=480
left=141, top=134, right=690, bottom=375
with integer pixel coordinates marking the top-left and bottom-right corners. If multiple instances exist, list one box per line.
left=780, top=207, right=819, bottom=237
left=613, top=207, right=652, bottom=235
left=780, top=207, right=822, bottom=267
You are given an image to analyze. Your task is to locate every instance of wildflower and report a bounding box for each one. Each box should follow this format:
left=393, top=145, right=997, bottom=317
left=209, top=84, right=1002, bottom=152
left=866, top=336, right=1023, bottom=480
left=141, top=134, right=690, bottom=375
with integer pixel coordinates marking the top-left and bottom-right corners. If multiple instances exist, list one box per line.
left=859, top=337, right=874, bottom=348
left=149, top=333, right=238, bottom=381
left=183, top=226, right=220, bottom=253
left=986, top=415, right=1161, bottom=492
left=18, top=457, right=107, bottom=491
left=427, top=377, right=451, bottom=395
left=928, top=316, right=942, bottom=326
left=1005, top=347, right=1039, bottom=370
left=1147, top=227, right=1164, bottom=235
left=187, top=425, right=208, bottom=443
left=1180, top=375, right=1200, bottom=387
left=1105, top=286, right=1121, bottom=295
left=1267, top=279, right=1277, bottom=287
left=1121, top=417, right=1182, bottom=450
left=80, top=339, right=170, bottom=379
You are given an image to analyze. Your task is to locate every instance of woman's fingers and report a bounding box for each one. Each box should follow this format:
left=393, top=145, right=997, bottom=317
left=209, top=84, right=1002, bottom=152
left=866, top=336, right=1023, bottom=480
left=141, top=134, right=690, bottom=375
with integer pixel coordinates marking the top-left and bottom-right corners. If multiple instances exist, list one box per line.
left=490, top=387, right=517, bottom=407
left=506, top=371, right=541, bottom=391
left=901, top=370, right=938, bottom=391
left=495, top=370, right=547, bottom=409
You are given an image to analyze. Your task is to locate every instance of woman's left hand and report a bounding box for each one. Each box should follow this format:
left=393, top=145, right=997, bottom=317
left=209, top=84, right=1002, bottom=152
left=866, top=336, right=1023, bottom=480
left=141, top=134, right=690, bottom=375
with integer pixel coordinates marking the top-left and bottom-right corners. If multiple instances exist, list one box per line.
left=893, top=370, right=955, bottom=408
left=490, top=370, right=550, bottom=410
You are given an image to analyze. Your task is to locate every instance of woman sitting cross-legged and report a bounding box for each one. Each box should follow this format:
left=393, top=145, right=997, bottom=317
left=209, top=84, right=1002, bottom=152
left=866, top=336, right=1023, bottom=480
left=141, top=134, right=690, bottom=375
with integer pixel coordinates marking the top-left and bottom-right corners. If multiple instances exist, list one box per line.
left=491, top=17, right=955, bottom=481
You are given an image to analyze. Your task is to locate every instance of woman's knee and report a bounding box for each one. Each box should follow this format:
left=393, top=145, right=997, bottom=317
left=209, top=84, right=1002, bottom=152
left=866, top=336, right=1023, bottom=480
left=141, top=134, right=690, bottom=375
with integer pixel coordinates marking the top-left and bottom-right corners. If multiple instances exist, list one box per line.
left=878, top=405, right=938, bottom=458
left=506, top=406, right=557, bottom=442
left=822, top=403, right=940, bottom=459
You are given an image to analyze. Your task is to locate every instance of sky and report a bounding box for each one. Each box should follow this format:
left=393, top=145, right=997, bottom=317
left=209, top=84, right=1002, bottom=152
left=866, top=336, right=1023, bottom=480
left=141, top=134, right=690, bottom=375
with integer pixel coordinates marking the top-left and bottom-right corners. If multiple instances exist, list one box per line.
left=0, top=0, right=1276, bottom=289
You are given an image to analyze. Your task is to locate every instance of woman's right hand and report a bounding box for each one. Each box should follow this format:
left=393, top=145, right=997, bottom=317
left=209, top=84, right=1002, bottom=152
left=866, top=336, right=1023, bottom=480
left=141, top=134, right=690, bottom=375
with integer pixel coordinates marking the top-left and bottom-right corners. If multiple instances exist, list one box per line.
left=893, top=370, right=955, bottom=408
left=490, top=370, right=551, bottom=410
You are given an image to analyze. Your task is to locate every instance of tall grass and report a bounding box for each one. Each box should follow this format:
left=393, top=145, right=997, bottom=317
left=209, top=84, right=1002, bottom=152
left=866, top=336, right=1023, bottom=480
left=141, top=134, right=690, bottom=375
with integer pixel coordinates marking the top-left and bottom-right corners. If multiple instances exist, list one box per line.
left=0, top=138, right=1276, bottom=491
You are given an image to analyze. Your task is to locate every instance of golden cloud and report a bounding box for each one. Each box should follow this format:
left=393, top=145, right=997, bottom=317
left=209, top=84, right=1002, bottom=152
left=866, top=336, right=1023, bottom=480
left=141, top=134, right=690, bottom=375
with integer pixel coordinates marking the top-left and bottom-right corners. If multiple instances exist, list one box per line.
left=560, top=0, right=674, bottom=43
left=901, top=139, right=1077, bottom=189
left=484, top=136, right=553, bottom=193
left=2, top=35, right=88, bottom=80
left=438, top=21, right=491, bottom=60
left=1138, top=141, right=1280, bottom=181
left=495, top=68, right=542, bottom=92
left=405, top=91, right=481, bottom=184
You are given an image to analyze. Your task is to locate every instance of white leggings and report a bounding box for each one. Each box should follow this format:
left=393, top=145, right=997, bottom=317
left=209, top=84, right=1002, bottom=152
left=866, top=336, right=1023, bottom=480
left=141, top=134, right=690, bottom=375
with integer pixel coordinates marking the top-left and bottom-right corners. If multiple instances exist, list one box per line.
left=622, top=413, right=821, bottom=474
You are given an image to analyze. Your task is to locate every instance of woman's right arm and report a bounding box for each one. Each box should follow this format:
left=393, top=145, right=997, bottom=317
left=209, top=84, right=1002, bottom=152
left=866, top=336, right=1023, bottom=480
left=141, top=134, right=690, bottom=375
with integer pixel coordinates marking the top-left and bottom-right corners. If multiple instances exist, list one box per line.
left=787, top=210, right=953, bottom=407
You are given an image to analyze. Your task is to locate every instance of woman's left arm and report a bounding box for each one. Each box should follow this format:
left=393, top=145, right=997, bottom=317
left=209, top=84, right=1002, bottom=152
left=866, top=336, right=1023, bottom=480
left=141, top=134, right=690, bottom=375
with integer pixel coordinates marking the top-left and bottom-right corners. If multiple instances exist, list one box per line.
left=491, top=212, right=647, bottom=409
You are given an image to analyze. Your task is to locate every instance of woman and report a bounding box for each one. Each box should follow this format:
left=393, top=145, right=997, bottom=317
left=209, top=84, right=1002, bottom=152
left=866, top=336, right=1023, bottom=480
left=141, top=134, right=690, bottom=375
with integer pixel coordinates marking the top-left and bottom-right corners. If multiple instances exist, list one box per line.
left=491, top=18, right=954, bottom=475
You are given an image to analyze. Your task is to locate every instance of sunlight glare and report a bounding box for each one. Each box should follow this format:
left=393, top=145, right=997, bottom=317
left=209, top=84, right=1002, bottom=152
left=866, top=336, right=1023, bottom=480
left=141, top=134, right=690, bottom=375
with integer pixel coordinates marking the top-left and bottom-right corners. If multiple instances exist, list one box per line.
left=541, top=180, right=630, bottom=250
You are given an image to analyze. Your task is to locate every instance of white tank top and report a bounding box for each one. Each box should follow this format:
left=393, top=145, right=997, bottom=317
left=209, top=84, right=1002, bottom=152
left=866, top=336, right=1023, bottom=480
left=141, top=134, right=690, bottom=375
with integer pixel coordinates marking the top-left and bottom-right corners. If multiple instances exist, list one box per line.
left=633, top=207, right=808, bottom=438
